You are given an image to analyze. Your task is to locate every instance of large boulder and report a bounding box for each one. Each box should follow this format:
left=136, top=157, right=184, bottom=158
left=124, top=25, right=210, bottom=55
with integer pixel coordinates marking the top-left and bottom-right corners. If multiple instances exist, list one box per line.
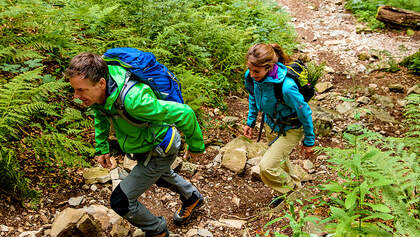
left=50, top=208, right=101, bottom=237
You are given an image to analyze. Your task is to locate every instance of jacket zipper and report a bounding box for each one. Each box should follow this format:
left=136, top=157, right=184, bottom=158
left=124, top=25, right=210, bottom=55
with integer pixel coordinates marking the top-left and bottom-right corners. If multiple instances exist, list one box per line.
left=122, top=135, right=128, bottom=151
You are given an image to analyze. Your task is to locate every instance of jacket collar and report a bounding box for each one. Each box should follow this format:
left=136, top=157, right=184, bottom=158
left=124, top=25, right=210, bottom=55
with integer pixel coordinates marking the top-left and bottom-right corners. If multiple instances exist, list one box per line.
left=254, top=62, right=287, bottom=84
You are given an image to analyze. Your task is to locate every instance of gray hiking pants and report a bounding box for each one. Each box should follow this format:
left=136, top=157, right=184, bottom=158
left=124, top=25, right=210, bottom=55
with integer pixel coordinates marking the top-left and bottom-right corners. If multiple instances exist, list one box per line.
left=110, top=128, right=198, bottom=234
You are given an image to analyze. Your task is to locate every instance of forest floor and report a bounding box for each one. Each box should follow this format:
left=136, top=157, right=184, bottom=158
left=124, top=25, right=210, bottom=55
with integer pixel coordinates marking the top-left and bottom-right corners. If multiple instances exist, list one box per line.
left=0, top=0, right=418, bottom=236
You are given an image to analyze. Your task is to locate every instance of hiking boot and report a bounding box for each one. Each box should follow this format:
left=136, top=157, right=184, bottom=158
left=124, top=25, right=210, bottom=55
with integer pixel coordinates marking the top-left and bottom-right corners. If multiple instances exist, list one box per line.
left=173, top=191, right=204, bottom=226
left=145, top=227, right=169, bottom=237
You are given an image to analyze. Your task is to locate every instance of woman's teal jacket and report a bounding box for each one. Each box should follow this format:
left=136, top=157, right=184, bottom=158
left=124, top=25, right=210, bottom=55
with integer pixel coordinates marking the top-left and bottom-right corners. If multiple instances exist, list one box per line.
left=245, top=62, right=315, bottom=146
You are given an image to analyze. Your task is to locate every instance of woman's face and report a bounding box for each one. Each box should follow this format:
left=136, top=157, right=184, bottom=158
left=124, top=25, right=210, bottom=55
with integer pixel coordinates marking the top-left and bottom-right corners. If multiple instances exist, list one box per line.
left=247, top=62, right=270, bottom=82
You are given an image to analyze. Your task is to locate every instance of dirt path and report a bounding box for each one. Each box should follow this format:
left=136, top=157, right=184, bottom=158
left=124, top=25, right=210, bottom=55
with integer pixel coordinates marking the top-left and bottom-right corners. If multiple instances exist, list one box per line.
left=0, top=1, right=418, bottom=237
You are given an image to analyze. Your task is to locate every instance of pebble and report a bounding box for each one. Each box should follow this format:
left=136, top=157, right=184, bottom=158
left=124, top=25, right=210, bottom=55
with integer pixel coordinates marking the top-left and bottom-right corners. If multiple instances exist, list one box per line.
left=0, top=225, right=8, bottom=232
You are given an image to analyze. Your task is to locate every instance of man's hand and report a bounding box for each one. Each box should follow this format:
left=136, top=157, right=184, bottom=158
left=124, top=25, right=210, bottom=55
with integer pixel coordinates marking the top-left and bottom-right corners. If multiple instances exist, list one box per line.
left=243, top=125, right=254, bottom=139
left=96, top=153, right=113, bottom=168
left=183, top=150, right=201, bottom=160
left=300, top=145, right=314, bottom=160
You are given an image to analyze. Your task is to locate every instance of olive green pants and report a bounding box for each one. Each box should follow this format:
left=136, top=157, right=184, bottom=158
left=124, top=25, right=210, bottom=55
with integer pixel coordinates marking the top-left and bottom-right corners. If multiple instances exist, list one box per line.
left=259, top=126, right=304, bottom=194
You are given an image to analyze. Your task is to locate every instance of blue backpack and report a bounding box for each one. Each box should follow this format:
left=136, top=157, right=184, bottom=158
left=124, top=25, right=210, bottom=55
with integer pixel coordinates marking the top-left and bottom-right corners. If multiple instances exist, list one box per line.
left=103, top=47, right=184, bottom=104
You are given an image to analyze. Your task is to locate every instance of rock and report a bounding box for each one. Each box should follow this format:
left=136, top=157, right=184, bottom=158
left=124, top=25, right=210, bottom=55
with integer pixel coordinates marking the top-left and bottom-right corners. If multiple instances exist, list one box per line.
left=83, top=204, right=119, bottom=230
left=222, top=116, right=240, bottom=125
left=302, top=160, right=314, bottom=172
left=356, top=96, right=370, bottom=105
left=219, top=218, right=247, bottom=229
left=246, top=157, right=261, bottom=166
left=407, top=85, right=420, bottom=95
left=388, top=84, right=405, bottom=93
left=312, top=109, right=334, bottom=137
left=336, top=101, right=357, bottom=114
left=397, top=99, right=407, bottom=107
left=0, top=225, right=8, bottom=232
left=109, top=156, right=117, bottom=170
left=213, top=153, right=222, bottom=166
left=180, top=162, right=198, bottom=175
left=324, top=66, right=335, bottom=74
left=197, top=228, right=213, bottom=237
left=369, top=83, right=378, bottom=90
left=90, top=185, right=98, bottom=192
left=123, top=154, right=137, bottom=171
left=186, top=229, right=198, bottom=237
left=18, top=230, right=40, bottom=237
left=170, top=157, right=183, bottom=170
left=369, top=107, right=397, bottom=123
left=372, top=94, right=393, bottom=107
left=250, top=165, right=261, bottom=180
left=221, top=136, right=267, bottom=159
left=302, top=215, right=326, bottom=235
left=50, top=208, right=85, bottom=237
left=110, top=219, right=130, bottom=237
left=232, top=196, right=240, bottom=208
left=82, top=184, right=89, bottom=190
left=315, top=82, right=333, bottom=93
left=112, top=180, right=122, bottom=191
left=110, top=167, right=129, bottom=180
left=68, top=196, right=84, bottom=207
left=221, top=147, right=247, bottom=173
left=77, top=214, right=101, bottom=237
left=83, top=167, right=111, bottom=184
left=133, top=229, right=145, bottom=237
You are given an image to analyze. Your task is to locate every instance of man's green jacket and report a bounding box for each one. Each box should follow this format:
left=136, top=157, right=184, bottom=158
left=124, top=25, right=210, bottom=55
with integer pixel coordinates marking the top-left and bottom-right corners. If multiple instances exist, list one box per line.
left=92, top=65, right=205, bottom=155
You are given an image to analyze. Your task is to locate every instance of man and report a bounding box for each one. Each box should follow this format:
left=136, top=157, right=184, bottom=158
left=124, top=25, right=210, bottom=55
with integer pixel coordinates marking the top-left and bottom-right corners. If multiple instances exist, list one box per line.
left=65, top=52, right=205, bottom=237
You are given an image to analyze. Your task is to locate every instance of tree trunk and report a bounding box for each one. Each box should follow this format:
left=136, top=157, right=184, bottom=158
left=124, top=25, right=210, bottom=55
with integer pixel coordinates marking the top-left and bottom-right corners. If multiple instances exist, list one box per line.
left=376, top=6, right=420, bottom=29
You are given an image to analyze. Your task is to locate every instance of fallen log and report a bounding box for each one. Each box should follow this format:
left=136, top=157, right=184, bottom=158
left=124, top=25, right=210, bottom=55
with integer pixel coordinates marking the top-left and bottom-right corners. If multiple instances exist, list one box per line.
left=376, top=5, right=420, bottom=29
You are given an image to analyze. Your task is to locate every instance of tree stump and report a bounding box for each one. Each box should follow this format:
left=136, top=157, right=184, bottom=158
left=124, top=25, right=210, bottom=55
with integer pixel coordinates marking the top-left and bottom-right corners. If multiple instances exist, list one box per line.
left=376, top=6, right=420, bottom=29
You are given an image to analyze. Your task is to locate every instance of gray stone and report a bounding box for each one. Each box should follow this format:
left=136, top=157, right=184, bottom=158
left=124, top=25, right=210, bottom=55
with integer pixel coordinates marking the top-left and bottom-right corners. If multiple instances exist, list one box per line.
left=407, top=85, right=420, bottom=95
left=369, top=83, right=378, bottom=89
left=324, top=66, right=335, bottom=74
left=369, top=107, right=397, bottom=123
left=112, top=180, right=122, bottom=191
left=180, top=162, right=198, bottom=175
left=0, top=225, right=8, bottom=232
left=246, top=157, right=261, bottom=166
left=90, top=185, right=98, bottom=192
left=123, top=154, right=137, bottom=171
left=388, top=84, right=405, bottom=93
left=222, top=147, right=247, bottom=173
left=312, top=109, right=334, bottom=137
left=133, top=229, right=145, bottom=237
left=110, top=167, right=129, bottom=180
left=232, top=196, right=240, bottom=208
left=50, top=208, right=85, bottom=237
left=250, top=165, right=261, bottom=180
left=219, top=218, right=246, bottom=229
left=397, top=99, right=407, bottom=107
left=336, top=101, right=357, bottom=114
left=18, top=231, right=40, bottom=237
left=302, top=160, right=314, bottom=172
left=222, top=116, right=240, bottom=125
left=68, top=196, right=84, bottom=207
left=315, top=82, right=333, bottom=93
left=170, top=157, right=183, bottom=170
left=186, top=229, right=198, bottom=237
left=197, top=228, right=213, bottom=237
left=356, top=96, right=370, bottom=105
left=83, top=167, right=111, bottom=184
left=373, top=95, right=394, bottom=107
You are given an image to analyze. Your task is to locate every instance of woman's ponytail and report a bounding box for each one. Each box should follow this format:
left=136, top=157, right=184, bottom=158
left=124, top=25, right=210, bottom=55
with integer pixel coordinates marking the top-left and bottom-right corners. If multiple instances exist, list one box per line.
left=269, top=43, right=292, bottom=65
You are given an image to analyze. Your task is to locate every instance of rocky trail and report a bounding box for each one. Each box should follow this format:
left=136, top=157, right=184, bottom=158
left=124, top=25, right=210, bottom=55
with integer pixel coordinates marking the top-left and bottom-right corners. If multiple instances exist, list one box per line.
left=0, top=0, right=418, bottom=237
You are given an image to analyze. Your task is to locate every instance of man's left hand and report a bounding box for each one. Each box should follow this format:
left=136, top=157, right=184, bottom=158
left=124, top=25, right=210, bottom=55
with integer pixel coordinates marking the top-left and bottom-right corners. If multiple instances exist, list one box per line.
left=183, top=150, right=201, bottom=160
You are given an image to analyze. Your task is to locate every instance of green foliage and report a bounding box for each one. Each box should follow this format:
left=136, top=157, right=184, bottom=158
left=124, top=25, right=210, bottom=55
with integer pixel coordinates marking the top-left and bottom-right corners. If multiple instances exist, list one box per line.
left=306, top=61, right=325, bottom=87
left=400, top=50, right=420, bottom=75
left=0, top=0, right=298, bottom=107
left=345, top=0, right=420, bottom=29
left=318, top=124, right=419, bottom=236
left=0, top=68, right=94, bottom=201
left=260, top=200, right=321, bottom=237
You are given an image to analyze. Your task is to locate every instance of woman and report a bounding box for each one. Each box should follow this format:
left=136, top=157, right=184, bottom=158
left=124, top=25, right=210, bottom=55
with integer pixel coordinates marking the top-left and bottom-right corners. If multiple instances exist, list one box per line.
left=243, top=43, right=315, bottom=206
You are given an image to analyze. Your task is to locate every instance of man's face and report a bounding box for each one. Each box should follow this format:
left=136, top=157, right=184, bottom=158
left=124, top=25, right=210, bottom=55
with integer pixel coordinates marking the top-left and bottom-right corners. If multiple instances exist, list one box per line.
left=69, top=76, right=106, bottom=107
left=247, top=62, right=270, bottom=82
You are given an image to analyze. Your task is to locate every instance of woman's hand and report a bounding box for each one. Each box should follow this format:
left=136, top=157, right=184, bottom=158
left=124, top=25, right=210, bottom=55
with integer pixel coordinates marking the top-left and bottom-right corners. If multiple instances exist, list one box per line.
left=243, top=125, right=254, bottom=139
left=300, top=145, right=314, bottom=160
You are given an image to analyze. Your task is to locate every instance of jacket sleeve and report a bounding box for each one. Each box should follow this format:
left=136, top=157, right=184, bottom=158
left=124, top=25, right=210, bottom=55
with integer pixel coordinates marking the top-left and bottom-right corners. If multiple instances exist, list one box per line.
left=124, top=85, right=205, bottom=153
left=283, top=81, right=315, bottom=146
left=93, top=108, right=111, bottom=155
left=245, top=72, right=258, bottom=128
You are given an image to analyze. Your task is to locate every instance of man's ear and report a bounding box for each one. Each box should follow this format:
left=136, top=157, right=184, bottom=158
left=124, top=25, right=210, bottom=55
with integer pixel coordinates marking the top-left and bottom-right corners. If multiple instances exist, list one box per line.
left=99, top=77, right=107, bottom=89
